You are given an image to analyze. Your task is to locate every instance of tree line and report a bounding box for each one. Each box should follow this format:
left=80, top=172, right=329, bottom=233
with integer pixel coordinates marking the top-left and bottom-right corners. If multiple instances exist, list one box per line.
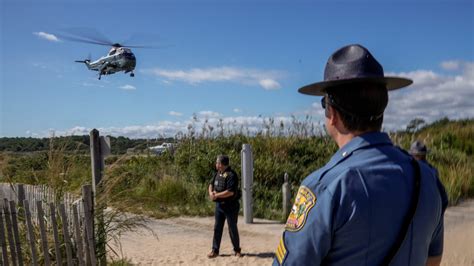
left=0, top=135, right=174, bottom=154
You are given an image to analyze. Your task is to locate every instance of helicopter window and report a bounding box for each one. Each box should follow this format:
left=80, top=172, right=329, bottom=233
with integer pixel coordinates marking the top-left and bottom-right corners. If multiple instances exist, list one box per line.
left=108, top=49, right=117, bottom=56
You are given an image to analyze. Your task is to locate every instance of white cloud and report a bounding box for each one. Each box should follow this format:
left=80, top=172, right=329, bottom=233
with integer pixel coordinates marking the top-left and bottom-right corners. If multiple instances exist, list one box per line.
left=33, top=32, right=60, bottom=42
left=144, top=66, right=284, bottom=90
left=47, top=114, right=326, bottom=139
left=259, top=79, right=281, bottom=90
left=169, top=111, right=183, bottom=117
left=120, top=84, right=136, bottom=90
left=198, top=111, right=221, bottom=118
left=441, top=60, right=461, bottom=71
left=384, top=62, right=474, bottom=130
left=82, top=82, right=104, bottom=88
left=32, top=62, right=48, bottom=69
left=233, top=108, right=242, bottom=113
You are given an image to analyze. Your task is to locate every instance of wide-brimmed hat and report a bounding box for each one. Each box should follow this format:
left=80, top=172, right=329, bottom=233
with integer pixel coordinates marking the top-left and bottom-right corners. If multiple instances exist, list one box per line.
left=409, top=140, right=428, bottom=155
left=298, top=44, right=413, bottom=96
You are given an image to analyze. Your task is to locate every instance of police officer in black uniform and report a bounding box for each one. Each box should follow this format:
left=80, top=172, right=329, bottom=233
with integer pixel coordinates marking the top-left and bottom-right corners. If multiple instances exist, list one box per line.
left=207, top=155, right=242, bottom=258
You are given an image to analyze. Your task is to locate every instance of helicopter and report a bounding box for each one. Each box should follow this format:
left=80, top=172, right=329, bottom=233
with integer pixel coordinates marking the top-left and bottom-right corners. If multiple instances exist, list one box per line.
left=75, top=44, right=136, bottom=80
left=59, top=29, right=153, bottom=80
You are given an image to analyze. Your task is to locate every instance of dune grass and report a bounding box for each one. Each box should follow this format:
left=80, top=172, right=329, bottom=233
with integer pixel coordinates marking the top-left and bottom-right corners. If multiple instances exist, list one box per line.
left=1, top=118, right=472, bottom=221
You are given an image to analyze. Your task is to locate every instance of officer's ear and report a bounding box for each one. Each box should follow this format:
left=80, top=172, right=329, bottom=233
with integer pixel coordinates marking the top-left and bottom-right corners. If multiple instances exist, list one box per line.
left=326, top=105, right=339, bottom=126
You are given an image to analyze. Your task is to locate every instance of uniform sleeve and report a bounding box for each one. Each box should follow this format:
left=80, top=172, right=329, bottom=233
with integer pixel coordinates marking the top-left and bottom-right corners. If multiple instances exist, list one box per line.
left=429, top=177, right=448, bottom=256
left=273, top=185, right=335, bottom=265
left=209, top=173, right=215, bottom=187
left=428, top=219, right=444, bottom=256
left=225, top=171, right=238, bottom=193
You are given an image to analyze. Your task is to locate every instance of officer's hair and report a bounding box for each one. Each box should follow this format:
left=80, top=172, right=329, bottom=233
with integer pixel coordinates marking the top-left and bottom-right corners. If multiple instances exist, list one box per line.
left=326, top=83, right=388, bottom=132
left=216, top=155, right=230, bottom=166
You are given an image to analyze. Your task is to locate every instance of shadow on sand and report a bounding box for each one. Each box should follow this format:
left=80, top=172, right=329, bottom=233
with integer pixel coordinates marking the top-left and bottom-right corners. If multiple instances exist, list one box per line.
left=219, top=252, right=275, bottom=259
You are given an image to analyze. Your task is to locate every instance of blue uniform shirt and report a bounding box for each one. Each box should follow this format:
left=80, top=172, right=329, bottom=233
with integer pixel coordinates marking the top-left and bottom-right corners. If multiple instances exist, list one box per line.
left=274, top=132, right=447, bottom=266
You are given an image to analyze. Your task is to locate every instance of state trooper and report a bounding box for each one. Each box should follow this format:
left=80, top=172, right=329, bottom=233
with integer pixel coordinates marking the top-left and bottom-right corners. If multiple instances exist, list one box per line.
left=274, top=44, right=448, bottom=266
left=207, top=155, right=242, bottom=258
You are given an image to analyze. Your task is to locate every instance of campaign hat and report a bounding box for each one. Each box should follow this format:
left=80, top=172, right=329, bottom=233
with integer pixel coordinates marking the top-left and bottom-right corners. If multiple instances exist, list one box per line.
left=299, top=44, right=413, bottom=96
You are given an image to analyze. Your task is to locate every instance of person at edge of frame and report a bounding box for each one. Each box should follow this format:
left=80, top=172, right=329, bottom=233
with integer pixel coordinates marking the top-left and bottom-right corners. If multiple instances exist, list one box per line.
left=409, top=140, right=438, bottom=174
left=207, top=154, right=242, bottom=259
left=273, top=44, right=448, bottom=266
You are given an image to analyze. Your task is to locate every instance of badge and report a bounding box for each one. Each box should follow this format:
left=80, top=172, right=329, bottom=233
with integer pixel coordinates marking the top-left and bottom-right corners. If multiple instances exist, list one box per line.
left=285, top=186, right=316, bottom=232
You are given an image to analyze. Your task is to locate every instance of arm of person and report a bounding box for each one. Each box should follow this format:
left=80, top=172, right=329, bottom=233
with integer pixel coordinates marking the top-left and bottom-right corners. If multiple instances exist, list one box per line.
left=214, top=190, right=234, bottom=199
left=426, top=178, right=447, bottom=266
left=426, top=256, right=442, bottom=266
left=273, top=185, right=335, bottom=265
left=208, top=184, right=214, bottom=199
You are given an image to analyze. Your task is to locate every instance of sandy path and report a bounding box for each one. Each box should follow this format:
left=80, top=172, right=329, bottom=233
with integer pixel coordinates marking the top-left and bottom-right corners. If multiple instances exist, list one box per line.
left=114, top=200, right=474, bottom=265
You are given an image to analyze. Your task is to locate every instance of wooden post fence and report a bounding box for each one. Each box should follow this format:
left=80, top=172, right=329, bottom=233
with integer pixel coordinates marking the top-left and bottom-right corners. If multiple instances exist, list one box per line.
left=0, top=184, right=96, bottom=265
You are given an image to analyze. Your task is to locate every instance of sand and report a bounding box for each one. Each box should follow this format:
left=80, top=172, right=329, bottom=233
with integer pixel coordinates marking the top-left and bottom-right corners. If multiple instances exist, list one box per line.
left=113, top=200, right=474, bottom=265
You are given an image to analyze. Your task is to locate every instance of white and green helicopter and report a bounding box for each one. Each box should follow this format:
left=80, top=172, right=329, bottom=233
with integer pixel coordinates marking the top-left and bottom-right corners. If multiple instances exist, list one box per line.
left=60, top=29, right=153, bottom=80
left=74, top=44, right=137, bottom=80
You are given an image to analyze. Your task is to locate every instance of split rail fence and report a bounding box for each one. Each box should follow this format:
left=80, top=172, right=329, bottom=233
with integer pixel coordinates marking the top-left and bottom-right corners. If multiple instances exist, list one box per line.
left=0, top=183, right=97, bottom=265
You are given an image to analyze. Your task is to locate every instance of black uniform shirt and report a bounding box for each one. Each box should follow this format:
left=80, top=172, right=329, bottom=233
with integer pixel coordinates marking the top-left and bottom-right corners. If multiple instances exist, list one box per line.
left=210, top=167, right=239, bottom=202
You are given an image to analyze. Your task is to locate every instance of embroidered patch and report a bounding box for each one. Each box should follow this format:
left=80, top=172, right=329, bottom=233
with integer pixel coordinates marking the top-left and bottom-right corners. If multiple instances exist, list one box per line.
left=285, top=186, right=316, bottom=231
left=275, top=235, right=287, bottom=264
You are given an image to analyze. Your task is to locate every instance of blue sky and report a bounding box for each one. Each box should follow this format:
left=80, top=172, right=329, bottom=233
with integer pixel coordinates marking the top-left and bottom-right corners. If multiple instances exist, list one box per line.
left=1, top=0, right=473, bottom=138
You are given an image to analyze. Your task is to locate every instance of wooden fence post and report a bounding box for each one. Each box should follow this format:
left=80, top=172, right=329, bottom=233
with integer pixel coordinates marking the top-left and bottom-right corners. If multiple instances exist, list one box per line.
left=9, top=201, right=23, bottom=266
left=72, top=204, right=85, bottom=266
left=3, top=199, right=17, bottom=266
left=59, top=204, right=73, bottom=266
left=0, top=209, right=9, bottom=266
left=90, top=129, right=110, bottom=265
left=23, top=200, right=38, bottom=266
left=36, top=201, right=50, bottom=266
left=49, top=203, right=62, bottom=266
left=82, top=185, right=97, bottom=265
left=17, top=185, right=25, bottom=210
left=90, top=129, right=103, bottom=196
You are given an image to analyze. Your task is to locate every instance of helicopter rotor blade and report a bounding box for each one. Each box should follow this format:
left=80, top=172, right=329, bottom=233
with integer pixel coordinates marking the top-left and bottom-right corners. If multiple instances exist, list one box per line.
left=57, top=27, right=114, bottom=46
left=57, top=34, right=112, bottom=46
left=119, top=32, right=167, bottom=49
left=121, top=43, right=174, bottom=49
left=57, top=27, right=170, bottom=49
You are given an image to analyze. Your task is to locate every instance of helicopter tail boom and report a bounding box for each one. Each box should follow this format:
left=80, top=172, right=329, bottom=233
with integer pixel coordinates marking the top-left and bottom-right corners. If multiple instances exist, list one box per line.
left=75, top=60, right=92, bottom=69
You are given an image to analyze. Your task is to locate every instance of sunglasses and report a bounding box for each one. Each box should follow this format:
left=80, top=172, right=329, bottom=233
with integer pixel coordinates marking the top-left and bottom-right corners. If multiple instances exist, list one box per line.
left=321, top=94, right=384, bottom=121
left=321, top=96, right=327, bottom=109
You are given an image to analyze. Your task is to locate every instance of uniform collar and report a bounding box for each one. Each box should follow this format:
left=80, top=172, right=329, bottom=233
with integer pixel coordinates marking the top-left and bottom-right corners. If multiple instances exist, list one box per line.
left=324, top=131, right=393, bottom=172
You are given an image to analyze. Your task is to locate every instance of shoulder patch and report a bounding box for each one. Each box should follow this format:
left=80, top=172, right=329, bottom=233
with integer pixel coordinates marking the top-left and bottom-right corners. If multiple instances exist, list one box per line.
left=285, top=186, right=316, bottom=231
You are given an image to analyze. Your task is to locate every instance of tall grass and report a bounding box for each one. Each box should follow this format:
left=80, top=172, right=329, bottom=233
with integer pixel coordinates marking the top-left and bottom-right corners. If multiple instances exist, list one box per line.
left=1, top=118, right=473, bottom=221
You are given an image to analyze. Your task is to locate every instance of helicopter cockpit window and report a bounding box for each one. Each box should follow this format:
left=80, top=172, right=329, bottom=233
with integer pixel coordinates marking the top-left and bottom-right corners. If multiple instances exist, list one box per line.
left=108, top=49, right=117, bottom=56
